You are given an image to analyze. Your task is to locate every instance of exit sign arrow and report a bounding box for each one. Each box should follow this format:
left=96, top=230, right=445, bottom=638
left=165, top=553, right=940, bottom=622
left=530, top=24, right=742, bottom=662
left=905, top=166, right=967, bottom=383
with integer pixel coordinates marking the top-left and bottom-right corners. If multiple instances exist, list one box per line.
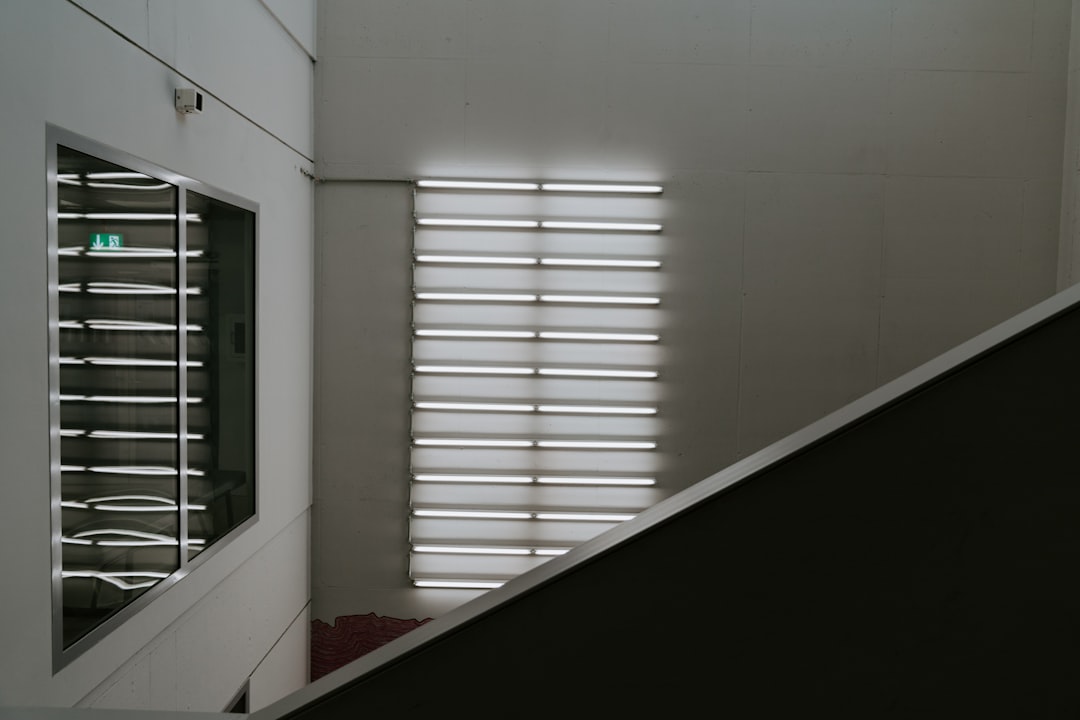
left=89, top=233, right=123, bottom=250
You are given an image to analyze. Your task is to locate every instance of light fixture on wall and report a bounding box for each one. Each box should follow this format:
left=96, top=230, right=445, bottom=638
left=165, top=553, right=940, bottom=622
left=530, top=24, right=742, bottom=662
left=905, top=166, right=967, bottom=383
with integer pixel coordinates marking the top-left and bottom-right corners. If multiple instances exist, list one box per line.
left=174, top=87, right=204, bottom=114
left=409, top=178, right=666, bottom=590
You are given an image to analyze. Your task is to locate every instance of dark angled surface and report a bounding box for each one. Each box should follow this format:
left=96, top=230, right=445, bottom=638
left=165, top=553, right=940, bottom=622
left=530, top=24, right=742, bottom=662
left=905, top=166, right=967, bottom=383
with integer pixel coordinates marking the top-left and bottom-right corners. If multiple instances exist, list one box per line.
left=285, top=301, right=1080, bottom=719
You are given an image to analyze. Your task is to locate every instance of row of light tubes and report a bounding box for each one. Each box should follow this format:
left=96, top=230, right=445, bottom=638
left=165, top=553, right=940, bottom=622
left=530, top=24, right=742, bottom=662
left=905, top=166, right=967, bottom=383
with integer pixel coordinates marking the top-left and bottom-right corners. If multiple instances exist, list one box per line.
left=416, top=292, right=659, bottom=305
left=413, top=508, right=637, bottom=522
left=416, top=329, right=658, bottom=342
left=416, top=255, right=660, bottom=268
left=417, top=180, right=663, bottom=193
left=413, top=439, right=656, bottom=450
left=413, top=178, right=661, bottom=591
left=414, top=366, right=657, bottom=379
left=415, top=401, right=655, bottom=415
left=417, top=218, right=660, bottom=232
left=414, top=474, right=655, bottom=486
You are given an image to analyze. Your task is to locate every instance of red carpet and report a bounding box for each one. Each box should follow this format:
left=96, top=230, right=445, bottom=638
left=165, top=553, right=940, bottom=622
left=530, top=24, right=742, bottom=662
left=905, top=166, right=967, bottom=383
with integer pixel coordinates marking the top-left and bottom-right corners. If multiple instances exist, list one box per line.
left=310, top=612, right=432, bottom=681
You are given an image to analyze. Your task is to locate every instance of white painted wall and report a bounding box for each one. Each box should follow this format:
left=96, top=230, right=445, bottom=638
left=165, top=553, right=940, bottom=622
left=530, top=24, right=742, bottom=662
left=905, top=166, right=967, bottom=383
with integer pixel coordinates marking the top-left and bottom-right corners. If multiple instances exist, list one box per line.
left=0, top=0, right=314, bottom=710
left=1059, top=0, right=1080, bottom=288
left=312, top=0, right=1071, bottom=623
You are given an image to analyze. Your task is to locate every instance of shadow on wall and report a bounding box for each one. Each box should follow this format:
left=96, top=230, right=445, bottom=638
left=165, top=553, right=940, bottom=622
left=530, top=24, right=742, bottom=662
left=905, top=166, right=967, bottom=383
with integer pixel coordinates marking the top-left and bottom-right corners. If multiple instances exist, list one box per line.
left=310, top=613, right=432, bottom=681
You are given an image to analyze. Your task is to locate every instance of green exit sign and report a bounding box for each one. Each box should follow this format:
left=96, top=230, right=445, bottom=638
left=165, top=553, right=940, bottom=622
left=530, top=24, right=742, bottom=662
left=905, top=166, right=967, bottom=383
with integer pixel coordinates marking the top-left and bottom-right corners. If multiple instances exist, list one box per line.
left=89, top=233, right=123, bottom=250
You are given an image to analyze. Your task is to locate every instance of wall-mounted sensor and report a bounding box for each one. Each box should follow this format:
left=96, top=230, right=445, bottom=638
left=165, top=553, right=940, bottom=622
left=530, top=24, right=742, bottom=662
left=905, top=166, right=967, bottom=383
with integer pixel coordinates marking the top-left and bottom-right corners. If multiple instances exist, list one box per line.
left=175, top=88, right=204, bottom=114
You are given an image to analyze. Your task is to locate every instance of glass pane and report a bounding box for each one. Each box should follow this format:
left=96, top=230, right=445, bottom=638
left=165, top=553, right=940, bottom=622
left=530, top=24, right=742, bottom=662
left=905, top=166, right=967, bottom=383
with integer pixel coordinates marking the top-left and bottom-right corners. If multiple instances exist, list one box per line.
left=185, top=190, right=255, bottom=560
left=57, top=146, right=181, bottom=648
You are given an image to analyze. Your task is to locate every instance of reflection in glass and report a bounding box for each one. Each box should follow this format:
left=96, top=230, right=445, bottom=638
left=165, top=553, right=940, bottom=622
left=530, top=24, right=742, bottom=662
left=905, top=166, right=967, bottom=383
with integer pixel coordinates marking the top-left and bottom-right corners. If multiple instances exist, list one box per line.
left=185, top=190, right=255, bottom=560
left=55, top=147, right=256, bottom=651
left=57, top=146, right=180, bottom=647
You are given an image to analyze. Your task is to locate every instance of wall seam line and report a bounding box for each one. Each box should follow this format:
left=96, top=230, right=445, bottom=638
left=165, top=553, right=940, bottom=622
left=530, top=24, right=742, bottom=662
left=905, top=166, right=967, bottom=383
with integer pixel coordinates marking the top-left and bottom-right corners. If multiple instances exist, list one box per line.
left=64, top=0, right=315, bottom=164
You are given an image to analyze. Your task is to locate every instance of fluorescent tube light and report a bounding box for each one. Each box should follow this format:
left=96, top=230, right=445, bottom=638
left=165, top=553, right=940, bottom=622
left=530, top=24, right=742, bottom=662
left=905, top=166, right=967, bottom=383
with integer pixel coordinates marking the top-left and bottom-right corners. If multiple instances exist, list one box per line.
left=86, top=182, right=171, bottom=191
left=84, top=356, right=204, bottom=367
left=84, top=213, right=176, bottom=221
left=414, top=402, right=535, bottom=412
left=417, top=180, right=541, bottom=191
left=83, top=319, right=203, bottom=332
left=415, top=329, right=537, bottom=339
left=540, top=183, right=662, bottom=194
left=540, top=258, right=661, bottom=268
left=85, top=282, right=191, bottom=295
left=413, top=579, right=505, bottom=589
left=539, top=294, right=659, bottom=305
left=537, top=368, right=658, bottom=379
left=415, top=292, right=538, bottom=302
left=60, top=570, right=169, bottom=591
left=76, top=395, right=202, bottom=404
left=539, top=331, right=659, bottom=342
left=87, top=430, right=204, bottom=440
left=412, top=544, right=571, bottom=556
left=412, top=509, right=533, bottom=519
left=537, top=405, right=657, bottom=415
left=412, top=545, right=533, bottom=555
left=59, top=247, right=204, bottom=259
left=85, top=172, right=153, bottom=180
left=540, top=221, right=662, bottom=232
left=535, top=512, right=637, bottom=522
left=537, top=440, right=657, bottom=450
left=413, top=474, right=533, bottom=484
left=415, top=255, right=537, bottom=265
left=88, top=465, right=178, bottom=475
left=416, top=218, right=539, bottom=228
left=537, top=476, right=656, bottom=486
left=83, top=495, right=181, bottom=512
left=413, top=438, right=534, bottom=447
left=70, top=529, right=177, bottom=546
left=414, top=365, right=536, bottom=375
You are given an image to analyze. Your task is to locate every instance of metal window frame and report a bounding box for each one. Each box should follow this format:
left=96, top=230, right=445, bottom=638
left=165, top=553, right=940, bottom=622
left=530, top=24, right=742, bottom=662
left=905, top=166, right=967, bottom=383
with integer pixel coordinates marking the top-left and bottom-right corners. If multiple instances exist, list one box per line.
left=47, top=125, right=260, bottom=672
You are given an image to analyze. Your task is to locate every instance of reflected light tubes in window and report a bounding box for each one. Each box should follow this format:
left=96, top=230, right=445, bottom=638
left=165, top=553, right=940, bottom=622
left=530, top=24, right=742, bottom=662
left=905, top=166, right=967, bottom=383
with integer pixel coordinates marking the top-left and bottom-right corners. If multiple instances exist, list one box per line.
left=61, top=571, right=170, bottom=591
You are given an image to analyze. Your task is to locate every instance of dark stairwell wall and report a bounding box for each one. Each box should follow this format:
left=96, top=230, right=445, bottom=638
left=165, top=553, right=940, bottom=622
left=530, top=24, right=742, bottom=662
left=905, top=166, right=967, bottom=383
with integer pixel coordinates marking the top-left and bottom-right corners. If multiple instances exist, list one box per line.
left=286, top=287, right=1080, bottom=718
